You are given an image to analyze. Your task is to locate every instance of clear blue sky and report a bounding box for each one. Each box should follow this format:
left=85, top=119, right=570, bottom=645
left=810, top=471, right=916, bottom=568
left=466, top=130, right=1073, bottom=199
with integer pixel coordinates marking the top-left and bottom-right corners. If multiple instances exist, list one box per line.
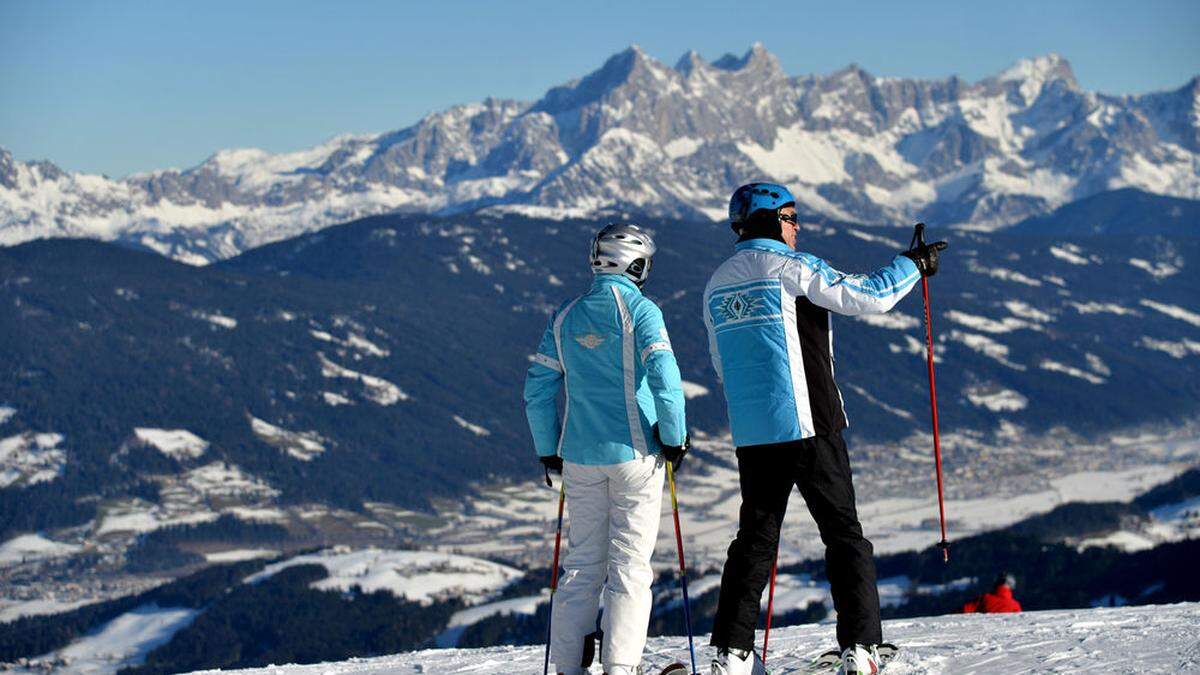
left=2, top=0, right=1197, bottom=178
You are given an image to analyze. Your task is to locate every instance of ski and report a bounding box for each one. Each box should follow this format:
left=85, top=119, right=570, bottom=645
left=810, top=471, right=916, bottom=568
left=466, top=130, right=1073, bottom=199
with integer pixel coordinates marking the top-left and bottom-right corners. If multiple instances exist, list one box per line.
left=800, top=649, right=842, bottom=674
left=657, top=662, right=690, bottom=675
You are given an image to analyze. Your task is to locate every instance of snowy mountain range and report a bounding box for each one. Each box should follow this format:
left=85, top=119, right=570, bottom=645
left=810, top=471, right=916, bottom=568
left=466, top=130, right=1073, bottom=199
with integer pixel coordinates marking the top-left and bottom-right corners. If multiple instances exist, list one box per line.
left=2, top=45, right=1198, bottom=263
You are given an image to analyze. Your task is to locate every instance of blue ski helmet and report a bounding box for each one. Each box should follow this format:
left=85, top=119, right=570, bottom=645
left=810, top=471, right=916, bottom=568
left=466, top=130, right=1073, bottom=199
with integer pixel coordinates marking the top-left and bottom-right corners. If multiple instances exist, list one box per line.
left=729, top=182, right=796, bottom=232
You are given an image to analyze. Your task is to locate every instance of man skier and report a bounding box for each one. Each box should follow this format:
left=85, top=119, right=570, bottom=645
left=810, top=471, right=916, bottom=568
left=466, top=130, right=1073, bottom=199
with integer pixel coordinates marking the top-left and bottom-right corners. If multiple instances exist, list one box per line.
left=703, top=183, right=946, bottom=675
left=524, top=223, right=689, bottom=675
left=962, top=572, right=1022, bottom=614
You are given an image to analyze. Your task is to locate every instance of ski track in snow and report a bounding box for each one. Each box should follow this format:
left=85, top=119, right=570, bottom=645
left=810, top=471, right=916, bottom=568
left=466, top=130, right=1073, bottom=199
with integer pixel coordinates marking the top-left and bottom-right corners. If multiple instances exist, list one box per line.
left=188, top=602, right=1200, bottom=674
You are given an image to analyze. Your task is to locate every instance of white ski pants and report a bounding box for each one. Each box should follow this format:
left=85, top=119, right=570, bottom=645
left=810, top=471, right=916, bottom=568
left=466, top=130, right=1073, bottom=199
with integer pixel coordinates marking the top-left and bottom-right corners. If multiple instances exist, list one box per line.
left=551, top=454, right=665, bottom=674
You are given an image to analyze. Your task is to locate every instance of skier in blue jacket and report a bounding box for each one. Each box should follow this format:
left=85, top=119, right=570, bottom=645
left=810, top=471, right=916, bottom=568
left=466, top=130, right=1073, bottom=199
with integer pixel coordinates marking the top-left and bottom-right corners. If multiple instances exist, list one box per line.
left=704, top=183, right=946, bottom=675
left=524, top=223, right=688, bottom=675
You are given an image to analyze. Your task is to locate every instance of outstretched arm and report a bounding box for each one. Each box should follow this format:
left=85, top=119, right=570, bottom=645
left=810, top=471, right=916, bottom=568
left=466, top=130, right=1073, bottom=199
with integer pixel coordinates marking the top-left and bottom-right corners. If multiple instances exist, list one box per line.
left=782, top=252, right=920, bottom=315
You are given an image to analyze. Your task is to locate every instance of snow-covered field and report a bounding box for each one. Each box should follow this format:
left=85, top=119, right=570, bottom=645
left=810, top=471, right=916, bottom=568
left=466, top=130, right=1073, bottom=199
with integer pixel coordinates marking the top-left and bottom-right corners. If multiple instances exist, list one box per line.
left=430, top=430, right=1200, bottom=571
left=245, top=549, right=522, bottom=605
left=188, top=602, right=1200, bottom=674
left=11, top=603, right=199, bottom=675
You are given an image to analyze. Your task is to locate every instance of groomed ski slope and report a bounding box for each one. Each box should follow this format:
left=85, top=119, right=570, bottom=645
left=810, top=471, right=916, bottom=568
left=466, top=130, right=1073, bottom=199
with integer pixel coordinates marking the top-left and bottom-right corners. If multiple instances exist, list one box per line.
left=192, top=602, right=1199, bottom=674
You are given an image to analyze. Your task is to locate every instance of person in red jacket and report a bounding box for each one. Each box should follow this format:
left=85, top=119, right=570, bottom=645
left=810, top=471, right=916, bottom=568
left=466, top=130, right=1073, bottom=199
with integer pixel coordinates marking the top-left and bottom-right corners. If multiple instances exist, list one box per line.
left=962, top=572, right=1022, bottom=613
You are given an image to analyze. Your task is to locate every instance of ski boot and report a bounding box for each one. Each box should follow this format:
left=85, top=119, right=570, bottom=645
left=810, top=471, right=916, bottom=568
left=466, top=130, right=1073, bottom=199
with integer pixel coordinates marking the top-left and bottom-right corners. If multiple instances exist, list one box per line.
left=839, top=644, right=880, bottom=674
left=711, top=647, right=754, bottom=675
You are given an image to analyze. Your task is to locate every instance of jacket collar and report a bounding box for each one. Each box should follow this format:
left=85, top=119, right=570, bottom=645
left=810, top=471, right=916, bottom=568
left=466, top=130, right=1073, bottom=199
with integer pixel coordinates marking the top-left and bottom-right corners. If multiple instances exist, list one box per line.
left=735, top=238, right=794, bottom=254
left=591, top=273, right=641, bottom=294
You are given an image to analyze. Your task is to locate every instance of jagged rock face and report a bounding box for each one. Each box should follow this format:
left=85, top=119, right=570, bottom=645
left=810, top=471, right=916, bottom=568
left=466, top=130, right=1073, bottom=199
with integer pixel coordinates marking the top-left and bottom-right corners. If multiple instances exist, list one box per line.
left=0, top=149, right=17, bottom=190
left=1, top=47, right=1197, bottom=262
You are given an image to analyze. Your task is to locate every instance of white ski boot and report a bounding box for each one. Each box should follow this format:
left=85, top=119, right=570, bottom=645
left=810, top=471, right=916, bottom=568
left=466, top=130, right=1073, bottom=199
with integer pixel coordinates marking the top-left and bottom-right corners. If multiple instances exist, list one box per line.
left=839, top=644, right=880, bottom=674
left=711, top=647, right=754, bottom=675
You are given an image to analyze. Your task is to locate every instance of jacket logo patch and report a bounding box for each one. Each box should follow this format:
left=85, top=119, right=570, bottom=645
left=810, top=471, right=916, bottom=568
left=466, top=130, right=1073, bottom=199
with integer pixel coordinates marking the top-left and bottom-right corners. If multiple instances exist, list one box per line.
left=718, top=292, right=764, bottom=321
left=575, top=333, right=606, bottom=349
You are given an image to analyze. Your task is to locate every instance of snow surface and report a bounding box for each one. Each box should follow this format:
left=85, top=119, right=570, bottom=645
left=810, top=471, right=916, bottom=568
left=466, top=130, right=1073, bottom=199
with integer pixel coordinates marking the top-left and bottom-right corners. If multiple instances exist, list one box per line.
left=95, top=462, right=280, bottom=536
left=1048, top=244, right=1090, bottom=265
left=0, top=598, right=92, bottom=624
left=317, top=352, right=409, bottom=405
left=191, top=310, right=238, bottom=329
left=1139, top=299, right=1200, bottom=328
left=853, top=312, right=920, bottom=330
left=436, top=594, right=544, bottom=648
left=0, top=406, right=14, bottom=426
left=452, top=415, right=491, bottom=437
left=245, top=549, right=522, bottom=606
left=310, top=329, right=390, bottom=357
left=0, top=431, right=66, bottom=488
left=964, top=385, right=1028, bottom=412
left=1129, top=258, right=1181, bottom=279
left=249, top=415, right=327, bottom=461
left=322, top=391, right=354, bottom=406
left=680, top=380, right=710, bottom=399
left=15, top=603, right=199, bottom=675
left=187, top=602, right=1200, bottom=674
left=203, top=548, right=279, bottom=563
left=1039, top=359, right=1107, bottom=385
left=1069, top=301, right=1139, bottom=316
left=132, top=428, right=209, bottom=460
left=1138, top=336, right=1200, bottom=358
left=0, top=533, right=81, bottom=565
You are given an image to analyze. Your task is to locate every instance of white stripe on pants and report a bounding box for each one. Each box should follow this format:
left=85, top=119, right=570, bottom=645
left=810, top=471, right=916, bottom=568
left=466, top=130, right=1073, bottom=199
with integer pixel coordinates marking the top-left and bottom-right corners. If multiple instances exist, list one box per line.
left=551, top=454, right=665, bottom=674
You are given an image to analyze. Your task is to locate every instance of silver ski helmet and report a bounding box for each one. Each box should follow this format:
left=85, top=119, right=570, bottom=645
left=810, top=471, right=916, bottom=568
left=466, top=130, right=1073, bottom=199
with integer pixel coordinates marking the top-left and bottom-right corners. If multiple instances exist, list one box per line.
left=729, top=182, right=795, bottom=233
left=590, top=223, right=656, bottom=286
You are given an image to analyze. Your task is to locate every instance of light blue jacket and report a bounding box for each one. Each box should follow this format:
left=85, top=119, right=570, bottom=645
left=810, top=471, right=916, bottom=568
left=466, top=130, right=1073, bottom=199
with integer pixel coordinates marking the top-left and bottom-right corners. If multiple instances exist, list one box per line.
left=704, top=238, right=920, bottom=447
left=524, top=274, right=687, bottom=465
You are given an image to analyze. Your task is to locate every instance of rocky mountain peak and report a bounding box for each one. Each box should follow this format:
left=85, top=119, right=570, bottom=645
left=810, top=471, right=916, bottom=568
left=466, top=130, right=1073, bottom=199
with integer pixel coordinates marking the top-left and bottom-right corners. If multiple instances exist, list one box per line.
left=534, top=44, right=664, bottom=115
left=712, top=42, right=784, bottom=77
left=994, top=53, right=1080, bottom=101
left=0, top=147, right=16, bottom=190
left=674, top=49, right=707, bottom=76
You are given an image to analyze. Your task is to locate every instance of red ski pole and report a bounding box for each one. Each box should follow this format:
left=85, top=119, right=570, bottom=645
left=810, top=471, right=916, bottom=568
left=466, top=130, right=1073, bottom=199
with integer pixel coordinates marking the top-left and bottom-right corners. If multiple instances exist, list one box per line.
left=666, top=462, right=698, bottom=675
left=912, top=223, right=950, bottom=562
left=761, top=549, right=778, bottom=663
left=543, top=480, right=566, bottom=675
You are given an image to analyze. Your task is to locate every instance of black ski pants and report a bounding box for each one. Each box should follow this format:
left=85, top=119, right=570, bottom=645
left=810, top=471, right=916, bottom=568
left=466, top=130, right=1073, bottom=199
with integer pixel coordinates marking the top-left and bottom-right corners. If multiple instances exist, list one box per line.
left=709, top=430, right=882, bottom=652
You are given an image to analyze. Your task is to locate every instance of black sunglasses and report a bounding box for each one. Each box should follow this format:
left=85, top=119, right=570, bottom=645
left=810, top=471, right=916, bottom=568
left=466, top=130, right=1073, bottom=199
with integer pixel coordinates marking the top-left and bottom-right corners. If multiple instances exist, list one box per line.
left=778, top=212, right=798, bottom=224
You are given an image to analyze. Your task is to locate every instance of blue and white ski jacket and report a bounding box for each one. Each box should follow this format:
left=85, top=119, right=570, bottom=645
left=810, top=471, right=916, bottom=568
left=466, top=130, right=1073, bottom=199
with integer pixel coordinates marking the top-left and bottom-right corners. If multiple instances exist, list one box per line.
left=524, top=274, right=687, bottom=465
left=703, top=238, right=920, bottom=448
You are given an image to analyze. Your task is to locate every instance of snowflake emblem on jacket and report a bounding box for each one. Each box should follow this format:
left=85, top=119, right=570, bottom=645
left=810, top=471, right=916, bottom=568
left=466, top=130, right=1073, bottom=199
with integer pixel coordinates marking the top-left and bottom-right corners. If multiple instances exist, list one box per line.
left=718, top=292, right=763, bottom=321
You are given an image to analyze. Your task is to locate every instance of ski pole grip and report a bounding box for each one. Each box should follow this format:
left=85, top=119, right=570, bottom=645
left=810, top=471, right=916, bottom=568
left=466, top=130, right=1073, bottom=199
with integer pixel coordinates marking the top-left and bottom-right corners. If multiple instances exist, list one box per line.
left=910, top=222, right=926, bottom=250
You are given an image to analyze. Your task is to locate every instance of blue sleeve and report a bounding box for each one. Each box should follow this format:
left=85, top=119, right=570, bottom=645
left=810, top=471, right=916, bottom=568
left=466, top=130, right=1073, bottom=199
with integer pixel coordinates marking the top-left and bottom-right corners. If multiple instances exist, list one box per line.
left=633, top=300, right=687, bottom=447
left=523, top=311, right=564, bottom=458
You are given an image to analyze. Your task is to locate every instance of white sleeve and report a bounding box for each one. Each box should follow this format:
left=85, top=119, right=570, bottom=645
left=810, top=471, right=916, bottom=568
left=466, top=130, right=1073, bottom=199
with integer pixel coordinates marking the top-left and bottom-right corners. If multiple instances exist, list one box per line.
left=780, top=252, right=921, bottom=316
left=703, top=298, right=723, bottom=383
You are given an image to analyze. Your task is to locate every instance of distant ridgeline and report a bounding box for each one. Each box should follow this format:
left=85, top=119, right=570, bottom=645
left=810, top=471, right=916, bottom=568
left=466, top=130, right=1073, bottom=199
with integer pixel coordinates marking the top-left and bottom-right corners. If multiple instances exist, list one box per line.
left=2, top=468, right=1196, bottom=673
left=0, top=190, right=1198, bottom=540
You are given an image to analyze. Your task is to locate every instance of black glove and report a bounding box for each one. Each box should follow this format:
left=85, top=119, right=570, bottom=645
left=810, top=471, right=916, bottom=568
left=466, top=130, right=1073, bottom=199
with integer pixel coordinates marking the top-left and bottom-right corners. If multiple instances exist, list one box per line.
left=540, top=455, right=563, bottom=487
left=653, top=423, right=690, bottom=470
left=903, top=223, right=948, bottom=277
